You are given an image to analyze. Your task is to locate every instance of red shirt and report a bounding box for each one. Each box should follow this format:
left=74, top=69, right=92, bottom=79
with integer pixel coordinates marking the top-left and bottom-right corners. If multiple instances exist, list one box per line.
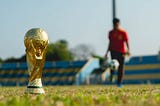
left=108, top=28, right=129, bottom=54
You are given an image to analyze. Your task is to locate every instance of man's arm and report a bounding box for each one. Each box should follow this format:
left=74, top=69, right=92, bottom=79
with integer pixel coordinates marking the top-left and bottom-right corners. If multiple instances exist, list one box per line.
left=105, top=41, right=111, bottom=58
left=126, top=41, right=131, bottom=55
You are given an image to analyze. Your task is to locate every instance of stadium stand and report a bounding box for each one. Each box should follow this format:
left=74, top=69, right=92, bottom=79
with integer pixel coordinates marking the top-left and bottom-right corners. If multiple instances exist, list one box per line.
left=0, top=59, right=89, bottom=86
left=0, top=53, right=160, bottom=86
left=89, top=54, right=160, bottom=85
left=123, top=55, right=160, bottom=84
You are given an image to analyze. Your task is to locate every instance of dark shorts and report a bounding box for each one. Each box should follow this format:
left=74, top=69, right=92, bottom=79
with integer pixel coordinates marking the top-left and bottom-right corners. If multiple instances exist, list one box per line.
left=110, top=51, right=124, bottom=66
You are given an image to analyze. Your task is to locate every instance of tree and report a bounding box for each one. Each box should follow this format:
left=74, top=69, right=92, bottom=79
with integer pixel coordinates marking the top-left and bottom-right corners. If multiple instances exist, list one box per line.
left=0, top=58, right=3, bottom=63
left=4, top=57, right=19, bottom=63
left=46, top=40, right=73, bottom=61
left=3, top=40, right=73, bottom=62
left=4, top=55, right=26, bottom=63
left=70, top=44, right=95, bottom=60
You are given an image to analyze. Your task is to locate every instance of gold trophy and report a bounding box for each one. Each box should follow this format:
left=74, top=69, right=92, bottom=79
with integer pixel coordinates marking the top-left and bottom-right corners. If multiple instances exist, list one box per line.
left=24, top=28, right=49, bottom=94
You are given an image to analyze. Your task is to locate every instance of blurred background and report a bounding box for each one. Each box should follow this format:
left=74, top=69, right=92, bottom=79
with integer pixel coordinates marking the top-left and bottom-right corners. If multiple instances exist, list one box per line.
left=0, top=0, right=160, bottom=62
left=0, top=0, right=160, bottom=86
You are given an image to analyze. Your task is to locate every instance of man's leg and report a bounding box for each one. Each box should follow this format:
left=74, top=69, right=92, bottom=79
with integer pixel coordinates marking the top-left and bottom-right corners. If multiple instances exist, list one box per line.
left=110, top=69, right=114, bottom=83
left=117, top=54, right=125, bottom=87
left=110, top=51, right=117, bottom=83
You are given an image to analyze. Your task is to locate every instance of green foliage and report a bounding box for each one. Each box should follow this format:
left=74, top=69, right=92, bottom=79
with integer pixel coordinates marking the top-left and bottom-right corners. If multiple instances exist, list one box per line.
left=46, top=40, right=73, bottom=61
left=0, top=58, right=2, bottom=63
left=3, top=57, right=18, bottom=63
left=3, top=55, right=26, bottom=63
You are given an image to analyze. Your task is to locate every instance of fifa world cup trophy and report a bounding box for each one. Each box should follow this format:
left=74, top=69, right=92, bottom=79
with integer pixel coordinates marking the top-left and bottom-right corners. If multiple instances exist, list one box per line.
left=24, top=28, right=49, bottom=94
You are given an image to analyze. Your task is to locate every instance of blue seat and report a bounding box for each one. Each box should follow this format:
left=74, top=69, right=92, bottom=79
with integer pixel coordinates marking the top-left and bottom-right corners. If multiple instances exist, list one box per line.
left=1, top=63, right=18, bottom=70
left=19, top=63, right=28, bottom=70
left=44, top=62, right=54, bottom=69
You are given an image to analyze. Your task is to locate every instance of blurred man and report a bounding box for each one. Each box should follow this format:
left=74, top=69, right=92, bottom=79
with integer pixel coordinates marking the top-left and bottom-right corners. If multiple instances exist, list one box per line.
left=105, top=18, right=130, bottom=87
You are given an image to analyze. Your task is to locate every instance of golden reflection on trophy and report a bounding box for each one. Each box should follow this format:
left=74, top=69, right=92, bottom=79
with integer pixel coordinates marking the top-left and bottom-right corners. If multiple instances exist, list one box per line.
left=24, top=28, right=49, bottom=94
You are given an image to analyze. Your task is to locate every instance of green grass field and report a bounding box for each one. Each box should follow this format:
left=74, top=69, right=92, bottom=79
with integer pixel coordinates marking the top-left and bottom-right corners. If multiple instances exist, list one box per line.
left=0, top=85, right=160, bottom=106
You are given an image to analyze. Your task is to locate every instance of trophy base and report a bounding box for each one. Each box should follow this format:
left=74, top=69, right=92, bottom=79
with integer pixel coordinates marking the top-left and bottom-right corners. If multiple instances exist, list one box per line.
left=25, top=78, right=45, bottom=94
left=25, top=86, right=45, bottom=94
